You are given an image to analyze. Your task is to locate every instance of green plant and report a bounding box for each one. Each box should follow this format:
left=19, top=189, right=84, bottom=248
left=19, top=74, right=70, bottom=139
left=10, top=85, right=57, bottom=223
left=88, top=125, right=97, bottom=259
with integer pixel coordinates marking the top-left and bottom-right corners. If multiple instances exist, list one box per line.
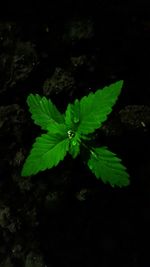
left=21, top=80, right=130, bottom=187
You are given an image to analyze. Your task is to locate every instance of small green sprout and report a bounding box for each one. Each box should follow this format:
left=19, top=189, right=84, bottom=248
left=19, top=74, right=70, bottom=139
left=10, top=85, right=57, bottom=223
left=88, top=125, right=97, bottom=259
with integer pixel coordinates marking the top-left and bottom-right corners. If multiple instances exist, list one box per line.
left=21, top=80, right=130, bottom=187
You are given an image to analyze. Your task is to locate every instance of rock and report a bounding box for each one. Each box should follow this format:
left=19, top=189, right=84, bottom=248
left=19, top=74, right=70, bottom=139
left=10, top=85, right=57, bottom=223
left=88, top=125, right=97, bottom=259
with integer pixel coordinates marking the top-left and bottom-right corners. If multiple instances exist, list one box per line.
left=43, top=67, right=76, bottom=97
left=25, top=252, right=45, bottom=267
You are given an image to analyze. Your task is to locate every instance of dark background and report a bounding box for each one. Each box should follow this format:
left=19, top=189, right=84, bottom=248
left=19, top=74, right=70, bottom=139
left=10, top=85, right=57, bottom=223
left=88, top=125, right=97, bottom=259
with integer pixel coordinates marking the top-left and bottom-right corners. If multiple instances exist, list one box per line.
left=0, top=1, right=150, bottom=266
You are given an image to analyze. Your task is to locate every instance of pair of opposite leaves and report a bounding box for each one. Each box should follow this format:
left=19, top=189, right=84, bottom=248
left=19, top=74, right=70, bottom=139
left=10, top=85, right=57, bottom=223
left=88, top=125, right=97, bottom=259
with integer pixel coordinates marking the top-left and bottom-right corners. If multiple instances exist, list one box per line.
left=21, top=80, right=130, bottom=187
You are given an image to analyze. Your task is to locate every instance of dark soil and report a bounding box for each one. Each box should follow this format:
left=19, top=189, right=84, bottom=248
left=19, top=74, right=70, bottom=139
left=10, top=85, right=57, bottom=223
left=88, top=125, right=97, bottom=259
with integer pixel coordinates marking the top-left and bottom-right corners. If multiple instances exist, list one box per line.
left=0, top=1, right=150, bottom=266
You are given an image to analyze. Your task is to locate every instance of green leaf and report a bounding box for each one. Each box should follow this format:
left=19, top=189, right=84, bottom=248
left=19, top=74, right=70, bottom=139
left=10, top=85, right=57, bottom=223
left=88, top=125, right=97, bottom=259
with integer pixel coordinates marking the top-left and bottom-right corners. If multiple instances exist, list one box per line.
left=47, top=123, right=68, bottom=135
left=21, top=131, right=69, bottom=176
left=27, top=94, right=64, bottom=130
left=68, top=132, right=81, bottom=158
left=78, top=80, right=123, bottom=135
left=87, top=146, right=130, bottom=187
left=22, top=80, right=130, bottom=185
left=65, top=99, right=80, bottom=131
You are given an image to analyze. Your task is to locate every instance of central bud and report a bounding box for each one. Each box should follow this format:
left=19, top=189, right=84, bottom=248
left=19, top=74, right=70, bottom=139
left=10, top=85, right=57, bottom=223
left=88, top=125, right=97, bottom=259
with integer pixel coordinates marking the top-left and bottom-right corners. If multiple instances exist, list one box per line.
left=67, top=130, right=75, bottom=139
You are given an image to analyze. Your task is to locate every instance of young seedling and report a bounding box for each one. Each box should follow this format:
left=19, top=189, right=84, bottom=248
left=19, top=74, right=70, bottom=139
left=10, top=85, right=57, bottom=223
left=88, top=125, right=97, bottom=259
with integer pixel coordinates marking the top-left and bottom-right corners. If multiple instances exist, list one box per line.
left=21, top=80, right=130, bottom=187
